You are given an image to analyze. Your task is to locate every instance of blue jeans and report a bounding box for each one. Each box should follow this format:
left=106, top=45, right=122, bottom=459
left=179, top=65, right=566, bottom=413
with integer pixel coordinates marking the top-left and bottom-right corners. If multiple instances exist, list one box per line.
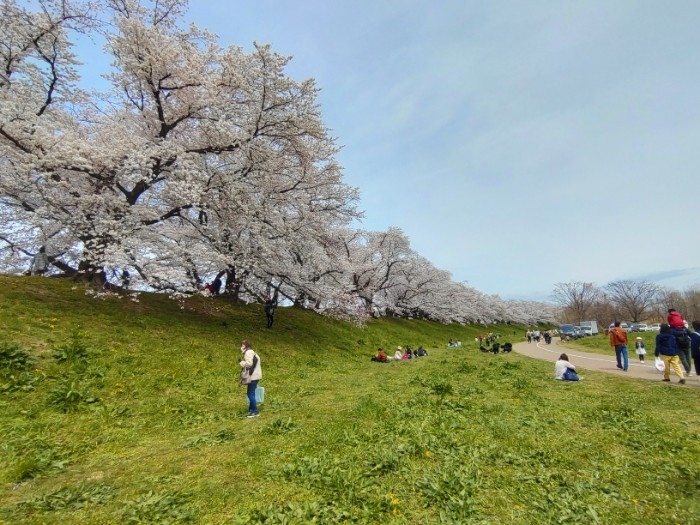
left=247, top=380, right=259, bottom=414
left=615, top=345, right=628, bottom=370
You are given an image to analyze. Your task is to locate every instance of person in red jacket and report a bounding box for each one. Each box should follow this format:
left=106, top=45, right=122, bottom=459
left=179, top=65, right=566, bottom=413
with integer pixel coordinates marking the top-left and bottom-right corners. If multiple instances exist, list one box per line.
left=609, top=321, right=629, bottom=371
left=667, top=309, right=686, bottom=329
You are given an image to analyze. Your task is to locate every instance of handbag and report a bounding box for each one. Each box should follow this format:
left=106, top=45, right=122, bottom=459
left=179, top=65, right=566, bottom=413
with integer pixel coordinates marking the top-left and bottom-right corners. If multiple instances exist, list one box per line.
left=255, top=386, right=265, bottom=403
left=654, top=356, right=665, bottom=372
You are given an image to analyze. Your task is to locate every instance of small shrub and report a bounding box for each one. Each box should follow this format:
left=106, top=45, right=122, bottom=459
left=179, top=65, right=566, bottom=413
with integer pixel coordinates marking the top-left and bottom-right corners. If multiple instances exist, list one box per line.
left=0, top=341, right=35, bottom=371
left=263, top=417, right=299, bottom=435
left=430, top=381, right=454, bottom=405
left=18, top=483, right=113, bottom=511
left=121, top=490, right=195, bottom=524
left=46, top=379, right=99, bottom=412
left=182, top=428, right=236, bottom=448
left=52, top=334, right=90, bottom=363
left=7, top=439, right=69, bottom=482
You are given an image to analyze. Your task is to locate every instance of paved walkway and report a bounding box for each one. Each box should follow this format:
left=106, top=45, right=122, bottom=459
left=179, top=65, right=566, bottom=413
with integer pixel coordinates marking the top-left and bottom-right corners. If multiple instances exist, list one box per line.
left=514, top=340, right=699, bottom=389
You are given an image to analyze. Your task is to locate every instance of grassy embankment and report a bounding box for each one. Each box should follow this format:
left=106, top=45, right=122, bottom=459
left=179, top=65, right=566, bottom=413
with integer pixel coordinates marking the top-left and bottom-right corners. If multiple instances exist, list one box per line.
left=1, top=276, right=698, bottom=524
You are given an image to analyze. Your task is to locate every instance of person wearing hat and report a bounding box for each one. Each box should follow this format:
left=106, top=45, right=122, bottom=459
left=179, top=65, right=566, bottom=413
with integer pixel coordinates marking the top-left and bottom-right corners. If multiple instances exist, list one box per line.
left=394, top=346, right=403, bottom=361
left=634, top=337, right=646, bottom=363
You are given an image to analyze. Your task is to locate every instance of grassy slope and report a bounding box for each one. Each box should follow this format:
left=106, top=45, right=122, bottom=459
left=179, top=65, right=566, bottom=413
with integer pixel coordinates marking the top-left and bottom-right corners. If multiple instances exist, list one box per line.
left=0, top=276, right=698, bottom=525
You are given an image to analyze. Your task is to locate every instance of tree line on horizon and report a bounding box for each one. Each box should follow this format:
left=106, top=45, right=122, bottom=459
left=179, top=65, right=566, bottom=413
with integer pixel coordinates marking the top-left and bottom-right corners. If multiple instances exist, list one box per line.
left=0, top=0, right=556, bottom=326
left=552, top=280, right=700, bottom=327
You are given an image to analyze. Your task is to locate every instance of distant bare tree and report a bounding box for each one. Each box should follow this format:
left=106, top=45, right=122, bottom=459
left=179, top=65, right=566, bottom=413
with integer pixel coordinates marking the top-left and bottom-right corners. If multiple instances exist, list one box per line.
left=551, top=282, right=599, bottom=323
left=605, top=280, right=660, bottom=322
left=653, top=288, right=684, bottom=321
left=683, top=288, right=700, bottom=322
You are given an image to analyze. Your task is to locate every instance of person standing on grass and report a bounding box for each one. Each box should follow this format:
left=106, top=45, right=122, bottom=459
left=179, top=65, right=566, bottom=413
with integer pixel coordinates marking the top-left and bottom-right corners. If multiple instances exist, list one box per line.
left=609, top=321, right=629, bottom=371
left=690, top=321, right=700, bottom=381
left=240, top=340, right=262, bottom=417
left=654, top=324, right=685, bottom=384
left=264, top=295, right=276, bottom=329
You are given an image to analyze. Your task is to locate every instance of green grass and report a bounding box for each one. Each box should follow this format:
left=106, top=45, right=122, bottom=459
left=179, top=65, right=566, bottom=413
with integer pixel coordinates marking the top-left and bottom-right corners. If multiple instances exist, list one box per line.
left=559, top=332, right=661, bottom=358
left=1, top=276, right=698, bottom=524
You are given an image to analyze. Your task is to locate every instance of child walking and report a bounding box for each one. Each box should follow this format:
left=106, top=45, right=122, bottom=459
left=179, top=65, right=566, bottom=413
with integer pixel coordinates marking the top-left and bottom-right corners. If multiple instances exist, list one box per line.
left=635, top=337, right=646, bottom=363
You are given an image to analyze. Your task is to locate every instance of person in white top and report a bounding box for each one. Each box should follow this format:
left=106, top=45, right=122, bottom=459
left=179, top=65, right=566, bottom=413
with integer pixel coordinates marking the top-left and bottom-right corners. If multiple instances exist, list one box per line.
left=394, top=347, right=403, bottom=360
left=554, top=353, right=581, bottom=381
left=239, top=340, right=262, bottom=417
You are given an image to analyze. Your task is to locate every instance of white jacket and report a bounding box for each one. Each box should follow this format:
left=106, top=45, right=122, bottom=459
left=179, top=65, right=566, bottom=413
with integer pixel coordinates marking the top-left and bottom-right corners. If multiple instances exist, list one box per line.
left=554, top=359, right=575, bottom=380
left=240, top=349, right=262, bottom=381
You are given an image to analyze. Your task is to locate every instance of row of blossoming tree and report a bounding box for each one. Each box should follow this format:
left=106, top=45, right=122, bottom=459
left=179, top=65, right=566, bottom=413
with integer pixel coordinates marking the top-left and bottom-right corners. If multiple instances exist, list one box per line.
left=0, top=0, right=556, bottom=325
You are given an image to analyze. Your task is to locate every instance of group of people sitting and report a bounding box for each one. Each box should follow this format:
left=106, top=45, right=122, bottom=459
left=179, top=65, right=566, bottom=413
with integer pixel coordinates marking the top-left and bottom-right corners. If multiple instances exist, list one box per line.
left=479, top=342, right=513, bottom=354
left=447, top=339, right=463, bottom=347
left=371, top=345, right=429, bottom=362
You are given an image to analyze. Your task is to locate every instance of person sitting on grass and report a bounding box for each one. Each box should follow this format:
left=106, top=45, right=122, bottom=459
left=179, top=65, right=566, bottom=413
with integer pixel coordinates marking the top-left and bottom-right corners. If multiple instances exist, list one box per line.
left=491, top=342, right=501, bottom=354
left=502, top=342, right=513, bottom=353
left=479, top=345, right=490, bottom=353
left=554, top=353, right=581, bottom=381
left=417, top=346, right=429, bottom=357
left=394, top=346, right=403, bottom=360
left=402, top=348, right=412, bottom=360
left=371, top=348, right=388, bottom=362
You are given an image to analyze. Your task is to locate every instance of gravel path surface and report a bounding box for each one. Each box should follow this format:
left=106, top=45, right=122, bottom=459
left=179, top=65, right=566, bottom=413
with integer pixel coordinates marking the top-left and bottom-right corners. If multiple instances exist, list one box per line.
left=514, top=340, right=699, bottom=389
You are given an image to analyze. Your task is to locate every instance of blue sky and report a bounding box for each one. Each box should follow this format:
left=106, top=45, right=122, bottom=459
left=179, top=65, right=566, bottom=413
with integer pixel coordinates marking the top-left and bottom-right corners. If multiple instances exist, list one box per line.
left=74, top=0, right=700, bottom=299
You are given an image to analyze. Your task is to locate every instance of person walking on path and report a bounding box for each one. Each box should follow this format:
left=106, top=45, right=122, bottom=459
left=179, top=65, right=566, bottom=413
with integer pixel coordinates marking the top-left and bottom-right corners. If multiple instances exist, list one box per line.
left=239, top=340, right=263, bottom=417
left=264, top=296, right=276, bottom=329
left=690, top=321, right=700, bottom=380
left=655, top=324, right=685, bottom=384
left=609, top=321, right=629, bottom=371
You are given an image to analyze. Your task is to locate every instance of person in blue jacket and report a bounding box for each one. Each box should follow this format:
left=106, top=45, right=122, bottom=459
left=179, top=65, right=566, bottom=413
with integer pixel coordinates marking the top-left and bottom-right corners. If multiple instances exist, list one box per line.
left=690, top=321, right=700, bottom=380
left=655, top=324, right=685, bottom=384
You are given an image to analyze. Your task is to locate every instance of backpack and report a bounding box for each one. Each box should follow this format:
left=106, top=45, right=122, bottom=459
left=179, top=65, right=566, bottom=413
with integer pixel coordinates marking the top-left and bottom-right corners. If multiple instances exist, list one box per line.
left=675, top=330, right=690, bottom=350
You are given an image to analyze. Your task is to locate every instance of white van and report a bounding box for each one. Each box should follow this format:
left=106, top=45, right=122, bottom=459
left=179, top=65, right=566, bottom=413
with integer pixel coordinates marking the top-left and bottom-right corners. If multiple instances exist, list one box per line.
left=579, top=320, right=598, bottom=336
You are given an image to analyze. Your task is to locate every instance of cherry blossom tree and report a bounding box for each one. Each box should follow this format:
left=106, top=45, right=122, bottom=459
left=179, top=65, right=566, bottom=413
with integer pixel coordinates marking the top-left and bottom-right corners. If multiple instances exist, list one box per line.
left=1, top=0, right=359, bottom=287
left=1, top=0, right=557, bottom=326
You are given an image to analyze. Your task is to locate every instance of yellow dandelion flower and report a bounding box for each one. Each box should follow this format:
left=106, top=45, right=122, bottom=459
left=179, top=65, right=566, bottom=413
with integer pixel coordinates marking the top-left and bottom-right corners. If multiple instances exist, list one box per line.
left=632, top=499, right=638, bottom=504
left=392, top=498, right=400, bottom=505
left=49, top=324, right=55, bottom=329
left=51, top=318, right=58, bottom=322
left=515, top=504, right=522, bottom=509
left=424, top=450, right=431, bottom=457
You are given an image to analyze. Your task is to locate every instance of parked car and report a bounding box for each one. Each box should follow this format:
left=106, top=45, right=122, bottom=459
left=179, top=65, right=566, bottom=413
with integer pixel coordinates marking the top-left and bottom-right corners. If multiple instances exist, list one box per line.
left=631, top=323, right=648, bottom=332
left=560, top=324, right=585, bottom=340
left=609, top=322, right=633, bottom=332
left=648, top=323, right=661, bottom=332
left=579, top=325, right=594, bottom=336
